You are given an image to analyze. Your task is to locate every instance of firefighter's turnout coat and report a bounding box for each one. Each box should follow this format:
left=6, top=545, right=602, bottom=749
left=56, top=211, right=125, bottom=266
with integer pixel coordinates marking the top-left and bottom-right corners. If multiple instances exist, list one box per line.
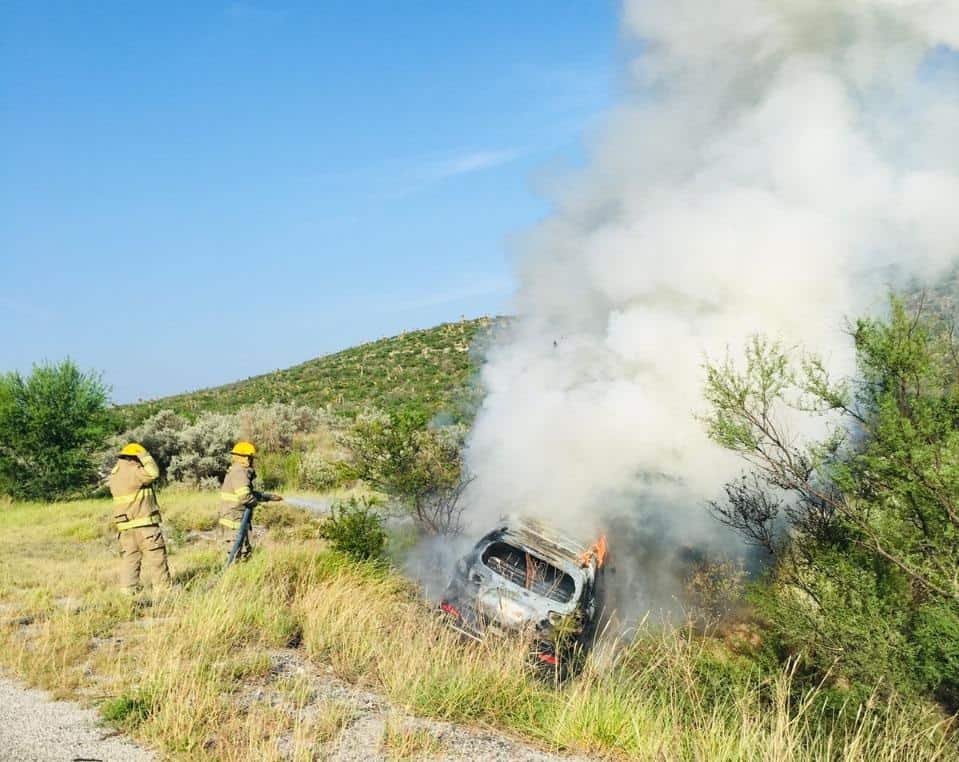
left=219, top=460, right=272, bottom=559
left=109, top=453, right=171, bottom=592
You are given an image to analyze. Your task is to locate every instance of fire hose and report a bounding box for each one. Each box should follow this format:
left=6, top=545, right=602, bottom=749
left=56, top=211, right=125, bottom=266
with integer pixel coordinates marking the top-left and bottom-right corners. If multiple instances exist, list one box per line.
left=224, top=503, right=254, bottom=569
left=222, top=491, right=283, bottom=570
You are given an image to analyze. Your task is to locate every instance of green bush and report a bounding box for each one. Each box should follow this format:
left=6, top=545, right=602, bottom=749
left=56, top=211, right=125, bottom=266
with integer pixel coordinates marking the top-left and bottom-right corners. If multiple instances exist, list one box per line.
left=704, top=297, right=959, bottom=706
left=344, top=409, right=470, bottom=534
left=319, top=497, right=386, bottom=561
left=256, top=450, right=301, bottom=490
left=0, top=360, right=113, bottom=500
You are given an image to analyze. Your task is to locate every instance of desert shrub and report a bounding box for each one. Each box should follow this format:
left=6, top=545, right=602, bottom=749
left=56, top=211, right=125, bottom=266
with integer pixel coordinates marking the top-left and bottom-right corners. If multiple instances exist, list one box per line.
left=319, top=497, right=386, bottom=561
left=167, top=412, right=239, bottom=488
left=103, top=409, right=187, bottom=483
left=0, top=360, right=113, bottom=500
left=109, top=403, right=331, bottom=490
left=298, top=449, right=354, bottom=491
left=237, top=402, right=322, bottom=453
left=196, top=476, right=221, bottom=492
left=256, top=500, right=319, bottom=532
left=344, top=408, right=471, bottom=534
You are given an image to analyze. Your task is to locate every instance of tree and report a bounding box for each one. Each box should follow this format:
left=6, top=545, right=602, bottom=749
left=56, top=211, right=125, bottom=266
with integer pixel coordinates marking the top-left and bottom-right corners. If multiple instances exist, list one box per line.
left=344, top=407, right=472, bottom=534
left=703, top=297, right=959, bottom=705
left=0, top=360, right=113, bottom=500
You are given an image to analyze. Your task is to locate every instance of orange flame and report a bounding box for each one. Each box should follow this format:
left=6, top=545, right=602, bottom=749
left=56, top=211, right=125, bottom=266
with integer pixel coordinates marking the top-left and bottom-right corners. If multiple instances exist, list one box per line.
left=579, top=534, right=608, bottom=569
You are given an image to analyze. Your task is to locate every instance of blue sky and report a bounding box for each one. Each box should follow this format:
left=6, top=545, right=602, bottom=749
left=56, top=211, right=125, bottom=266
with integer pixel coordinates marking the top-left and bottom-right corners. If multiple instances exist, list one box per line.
left=0, top=1, right=619, bottom=402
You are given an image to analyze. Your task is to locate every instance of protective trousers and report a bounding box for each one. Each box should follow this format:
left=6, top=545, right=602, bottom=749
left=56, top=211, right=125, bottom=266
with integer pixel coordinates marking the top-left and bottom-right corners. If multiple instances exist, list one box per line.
left=119, top=525, right=172, bottom=593
left=220, top=511, right=253, bottom=562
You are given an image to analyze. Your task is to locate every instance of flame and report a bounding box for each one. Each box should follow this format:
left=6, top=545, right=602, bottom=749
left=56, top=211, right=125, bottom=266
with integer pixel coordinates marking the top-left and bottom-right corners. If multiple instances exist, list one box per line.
left=580, top=534, right=608, bottom=569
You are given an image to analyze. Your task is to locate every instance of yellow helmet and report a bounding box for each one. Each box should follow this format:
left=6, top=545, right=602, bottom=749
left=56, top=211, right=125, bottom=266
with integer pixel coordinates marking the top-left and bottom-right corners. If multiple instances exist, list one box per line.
left=231, top=441, right=257, bottom=457
left=120, top=442, right=146, bottom=457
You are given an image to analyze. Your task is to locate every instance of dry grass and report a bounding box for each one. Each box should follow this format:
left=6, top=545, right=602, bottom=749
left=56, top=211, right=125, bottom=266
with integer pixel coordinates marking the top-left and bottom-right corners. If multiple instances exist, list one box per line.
left=381, top=716, right=443, bottom=759
left=310, top=700, right=355, bottom=746
left=0, top=494, right=955, bottom=761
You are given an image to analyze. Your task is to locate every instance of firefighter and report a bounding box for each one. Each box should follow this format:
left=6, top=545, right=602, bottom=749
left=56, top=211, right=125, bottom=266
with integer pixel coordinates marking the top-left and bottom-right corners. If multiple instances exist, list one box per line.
left=219, top=441, right=283, bottom=562
left=109, top=443, right=172, bottom=594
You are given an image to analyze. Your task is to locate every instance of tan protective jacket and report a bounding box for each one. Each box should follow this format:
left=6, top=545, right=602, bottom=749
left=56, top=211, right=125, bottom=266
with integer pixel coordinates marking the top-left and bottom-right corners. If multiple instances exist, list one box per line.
left=109, top=453, right=161, bottom=529
left=219, top=461, right=277, bottom=532
left=220, top=463, right=257, bottom=512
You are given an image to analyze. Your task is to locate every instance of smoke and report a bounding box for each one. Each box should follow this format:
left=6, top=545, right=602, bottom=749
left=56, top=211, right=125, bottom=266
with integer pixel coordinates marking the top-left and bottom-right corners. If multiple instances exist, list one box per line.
left=460, top=1, right=959, bottom=618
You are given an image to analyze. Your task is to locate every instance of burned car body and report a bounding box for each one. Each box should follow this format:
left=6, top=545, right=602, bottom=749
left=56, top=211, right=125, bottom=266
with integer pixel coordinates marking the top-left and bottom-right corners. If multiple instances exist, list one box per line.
left=439, top=516, right=607, bottom=670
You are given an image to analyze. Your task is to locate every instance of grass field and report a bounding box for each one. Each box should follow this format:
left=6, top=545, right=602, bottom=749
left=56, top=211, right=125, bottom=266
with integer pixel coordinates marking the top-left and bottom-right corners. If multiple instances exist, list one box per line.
left=0, top=495, right=954, bottom=761
left=120, top=318, right=495, bottom=426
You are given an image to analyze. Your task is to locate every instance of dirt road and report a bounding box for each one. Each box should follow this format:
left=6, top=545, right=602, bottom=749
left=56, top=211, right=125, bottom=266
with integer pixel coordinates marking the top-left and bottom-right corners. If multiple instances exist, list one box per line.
left=0, top=677, right=155, bottom=762
left=0, top=663, right=590, bottom=761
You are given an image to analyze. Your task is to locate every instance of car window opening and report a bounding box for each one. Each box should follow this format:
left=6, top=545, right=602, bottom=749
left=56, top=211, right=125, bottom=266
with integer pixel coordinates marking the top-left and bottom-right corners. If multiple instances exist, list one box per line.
left=481, top=541, right=575, bottom=604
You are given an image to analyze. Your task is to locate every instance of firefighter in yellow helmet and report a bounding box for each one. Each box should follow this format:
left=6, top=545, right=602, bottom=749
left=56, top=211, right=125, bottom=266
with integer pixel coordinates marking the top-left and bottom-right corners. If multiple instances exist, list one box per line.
left=109, top=443, right=171, bottom=594
left=219, top=441, right=283, bottom=562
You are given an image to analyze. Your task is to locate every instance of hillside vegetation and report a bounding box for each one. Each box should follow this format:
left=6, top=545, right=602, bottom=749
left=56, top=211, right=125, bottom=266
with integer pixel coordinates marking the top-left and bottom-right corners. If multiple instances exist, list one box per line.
left=121, top=318, right=495, bottom=426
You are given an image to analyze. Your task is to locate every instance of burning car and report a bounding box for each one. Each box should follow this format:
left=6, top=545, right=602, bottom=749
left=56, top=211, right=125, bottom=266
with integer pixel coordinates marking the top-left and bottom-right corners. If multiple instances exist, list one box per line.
left=439, top=516, right=607, bottom=673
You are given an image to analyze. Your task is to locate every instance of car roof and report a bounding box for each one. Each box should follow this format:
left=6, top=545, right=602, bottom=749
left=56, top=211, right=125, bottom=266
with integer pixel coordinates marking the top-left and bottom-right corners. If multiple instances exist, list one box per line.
left=491, top=515, right=590, bottom=574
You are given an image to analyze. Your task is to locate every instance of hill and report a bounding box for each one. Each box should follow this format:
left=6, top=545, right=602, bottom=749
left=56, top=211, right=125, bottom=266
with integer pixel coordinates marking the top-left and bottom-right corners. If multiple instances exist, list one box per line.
left=120, top=317, right=496, bottom=425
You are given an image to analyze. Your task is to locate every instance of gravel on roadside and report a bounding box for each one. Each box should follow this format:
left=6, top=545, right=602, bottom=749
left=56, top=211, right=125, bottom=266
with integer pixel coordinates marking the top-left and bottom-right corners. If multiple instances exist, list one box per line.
left=0, top=677, right=155, bottom=762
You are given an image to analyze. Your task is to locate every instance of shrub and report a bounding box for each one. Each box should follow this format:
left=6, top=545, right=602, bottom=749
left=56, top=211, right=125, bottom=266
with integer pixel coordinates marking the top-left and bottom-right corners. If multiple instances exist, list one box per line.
left=319, top=497, right=386, bottom=561
left=684, top=556, right=747, bottom=623
left=103, top=409, right=187, bottom=483
left=237, top=402, right=322, bottom=453
left=298, top=449, right=354, bottom=491
left=167, top=412, right=239, bottom=488
left=256, top=450, right=301, bottom=491
left=704, top=297, right=959, bottom=705
left=344, top=409, right=471, bottom=534
left=256, top=500, right=320, bottom=532
left=109, top=403, right=329, bottom=490
left=0, top=360, right=113, bottom=500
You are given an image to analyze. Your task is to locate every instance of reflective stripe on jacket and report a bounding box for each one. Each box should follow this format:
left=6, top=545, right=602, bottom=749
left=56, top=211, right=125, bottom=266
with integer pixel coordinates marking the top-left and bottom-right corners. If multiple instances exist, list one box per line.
left=117, top=513, right=161, bottom=531
left=220, top=464, right=257, bottom=511
left=109, top=454, right=160, bottom=522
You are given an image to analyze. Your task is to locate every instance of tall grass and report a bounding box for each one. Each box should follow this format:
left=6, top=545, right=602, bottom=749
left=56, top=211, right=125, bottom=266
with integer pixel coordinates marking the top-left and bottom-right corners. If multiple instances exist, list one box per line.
left=0, top=496, right=954, bottom=760
left=291, top=561, right=953, bottom=760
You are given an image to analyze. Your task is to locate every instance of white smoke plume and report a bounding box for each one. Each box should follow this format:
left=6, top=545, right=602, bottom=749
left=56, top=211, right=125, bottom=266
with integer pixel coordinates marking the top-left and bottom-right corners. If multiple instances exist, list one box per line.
left=460, top=1, right=959, bottom=616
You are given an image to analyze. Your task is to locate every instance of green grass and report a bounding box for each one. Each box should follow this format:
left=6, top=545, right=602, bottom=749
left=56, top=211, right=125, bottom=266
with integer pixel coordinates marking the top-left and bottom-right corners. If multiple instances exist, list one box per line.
left=120, top=318, right=495, bottom=425
left=1, top=495, right=955, bottom=760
